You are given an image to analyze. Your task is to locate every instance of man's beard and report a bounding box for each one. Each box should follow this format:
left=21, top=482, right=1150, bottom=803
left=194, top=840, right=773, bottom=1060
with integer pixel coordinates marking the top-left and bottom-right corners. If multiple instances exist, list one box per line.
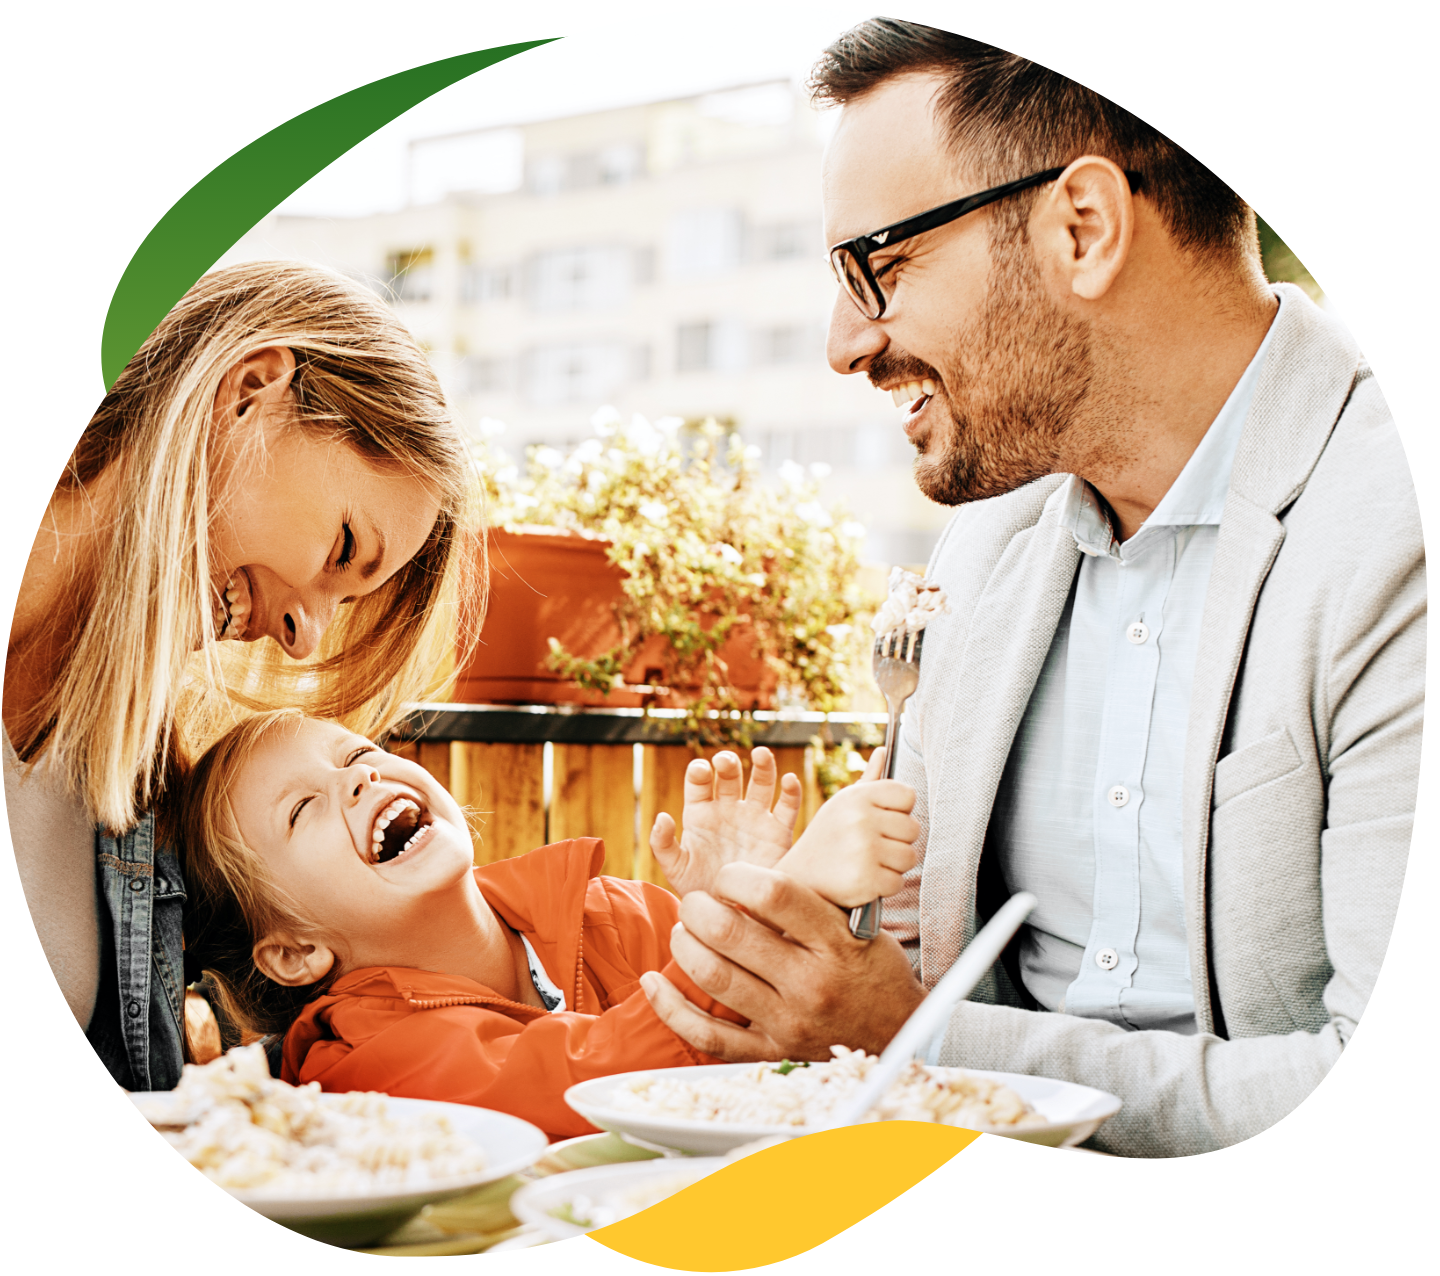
left=875, top=234, right=1099, bottom=507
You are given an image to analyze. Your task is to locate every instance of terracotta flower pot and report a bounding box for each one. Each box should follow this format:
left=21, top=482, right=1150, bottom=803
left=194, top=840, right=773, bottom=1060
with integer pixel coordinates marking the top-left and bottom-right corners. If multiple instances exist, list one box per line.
left=455, top=525, right=777, bottom=710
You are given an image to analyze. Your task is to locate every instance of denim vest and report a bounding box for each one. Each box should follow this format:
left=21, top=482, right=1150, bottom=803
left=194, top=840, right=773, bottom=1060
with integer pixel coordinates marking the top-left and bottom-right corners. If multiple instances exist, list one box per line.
left=84, top=814, right=186, bottom=1091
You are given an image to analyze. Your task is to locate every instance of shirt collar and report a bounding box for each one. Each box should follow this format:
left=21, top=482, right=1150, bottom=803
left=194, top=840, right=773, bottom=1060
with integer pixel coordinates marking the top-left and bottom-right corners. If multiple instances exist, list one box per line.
left=1060, top=287, right=1285, bottom=558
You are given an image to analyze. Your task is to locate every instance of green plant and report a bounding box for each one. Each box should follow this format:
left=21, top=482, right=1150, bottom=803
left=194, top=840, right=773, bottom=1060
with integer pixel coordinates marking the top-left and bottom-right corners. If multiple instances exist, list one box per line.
left=467, top=408, right=871, bottom=745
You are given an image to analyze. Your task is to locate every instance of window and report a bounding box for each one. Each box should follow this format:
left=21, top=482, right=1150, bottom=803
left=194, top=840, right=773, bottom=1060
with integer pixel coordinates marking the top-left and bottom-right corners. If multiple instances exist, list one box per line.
left=460, top=263, right=515, bottom=304
left=385, top=248, right=434, bottom=303
left=521, top=341, right=634, bottom=406
left=675, top=319, right=746, bottom=373
left=752, top=324, right=819, bottom=366
left=461, top=356, right=512, bottom=395
left=750, top=222, right=815, bottom=262
left=526, top=246, right=634, bottom=312
left=665, top=208, right=743, bottom=279
left=527, top=142, right=644, bottom=195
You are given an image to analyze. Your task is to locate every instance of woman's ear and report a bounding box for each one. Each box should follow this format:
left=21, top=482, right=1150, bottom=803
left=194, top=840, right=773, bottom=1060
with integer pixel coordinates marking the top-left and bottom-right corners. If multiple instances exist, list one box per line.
left=213, top=346, right=297, bottom=424
left=253, top=931, right=335, bottom=987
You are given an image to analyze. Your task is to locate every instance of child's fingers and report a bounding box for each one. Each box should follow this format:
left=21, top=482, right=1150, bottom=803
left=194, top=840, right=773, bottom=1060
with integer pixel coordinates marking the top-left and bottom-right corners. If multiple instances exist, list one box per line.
left=649, top=812, right=678, bottom=863
left=712, top=750, right=745, bottom=801
left=860, top=746, right=886, bottom=783
left=852, top=778, right=915, bottom=812
left=745, top=747, right=777, bottom=808
left=770, top=771, right=802, bottom=834
left=683, top=757, right=716, bottom=805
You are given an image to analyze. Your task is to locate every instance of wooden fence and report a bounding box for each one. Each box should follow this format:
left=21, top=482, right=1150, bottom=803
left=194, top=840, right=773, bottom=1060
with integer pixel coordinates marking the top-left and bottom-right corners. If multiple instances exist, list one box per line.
left=390, top=704, right=885, bottom=892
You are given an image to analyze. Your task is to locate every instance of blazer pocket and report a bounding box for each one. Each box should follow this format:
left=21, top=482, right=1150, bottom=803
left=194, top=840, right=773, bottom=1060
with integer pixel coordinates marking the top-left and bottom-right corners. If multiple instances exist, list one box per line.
left=1212, top=726, right=1302, bottom=810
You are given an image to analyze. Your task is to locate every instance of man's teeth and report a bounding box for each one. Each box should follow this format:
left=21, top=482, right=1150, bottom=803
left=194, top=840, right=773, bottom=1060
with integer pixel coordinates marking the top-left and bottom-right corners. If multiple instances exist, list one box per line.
left=890, top=378, right=938, bottom=408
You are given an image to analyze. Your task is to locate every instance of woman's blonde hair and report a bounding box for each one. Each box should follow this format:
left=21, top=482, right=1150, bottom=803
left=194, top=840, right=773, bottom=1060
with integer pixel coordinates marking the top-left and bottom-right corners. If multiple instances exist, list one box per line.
left=178, top=708, right=335, bottom=1042
left=13, top=260, right=484, bottom=831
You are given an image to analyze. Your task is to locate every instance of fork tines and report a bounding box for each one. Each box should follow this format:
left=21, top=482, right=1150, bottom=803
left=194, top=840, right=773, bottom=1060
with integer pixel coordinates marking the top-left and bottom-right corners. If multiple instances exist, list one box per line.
left=874, top=626, right=925, bottom=663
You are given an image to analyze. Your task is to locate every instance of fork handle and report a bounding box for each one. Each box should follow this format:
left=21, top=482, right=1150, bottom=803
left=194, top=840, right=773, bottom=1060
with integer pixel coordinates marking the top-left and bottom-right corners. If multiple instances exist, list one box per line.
left=849, top=694, right=906, bottom=940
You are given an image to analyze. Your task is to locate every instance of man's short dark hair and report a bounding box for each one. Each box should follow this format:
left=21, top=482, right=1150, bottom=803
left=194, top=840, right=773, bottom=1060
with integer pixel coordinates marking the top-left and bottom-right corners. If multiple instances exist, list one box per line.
left=810, top=18, right=1256, bottom=262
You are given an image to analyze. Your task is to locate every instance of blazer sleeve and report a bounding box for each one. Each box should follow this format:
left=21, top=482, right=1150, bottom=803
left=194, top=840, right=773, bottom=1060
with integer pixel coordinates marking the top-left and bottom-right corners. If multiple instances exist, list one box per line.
left=932, top=446, right=1424, bottom=1158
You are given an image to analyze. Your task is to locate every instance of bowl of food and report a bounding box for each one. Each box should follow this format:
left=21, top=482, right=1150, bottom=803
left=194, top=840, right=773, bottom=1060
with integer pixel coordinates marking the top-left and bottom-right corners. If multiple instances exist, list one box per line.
left=511, top=1158, right=729, bottom=1242
left=132, top=1045, right=548, bottom=1246
left=565, top=1047, right=1122, bottom=1156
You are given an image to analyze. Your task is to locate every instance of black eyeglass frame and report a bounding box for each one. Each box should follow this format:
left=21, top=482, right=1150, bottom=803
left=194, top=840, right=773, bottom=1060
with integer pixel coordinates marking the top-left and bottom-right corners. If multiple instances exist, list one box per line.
left=829, top=166, right=1145, bottom=320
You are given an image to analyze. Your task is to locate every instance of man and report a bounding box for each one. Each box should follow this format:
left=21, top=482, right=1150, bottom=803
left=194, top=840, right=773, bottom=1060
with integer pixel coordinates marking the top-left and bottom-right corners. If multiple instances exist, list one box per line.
left=640, top=19, right=1423, bottom=1157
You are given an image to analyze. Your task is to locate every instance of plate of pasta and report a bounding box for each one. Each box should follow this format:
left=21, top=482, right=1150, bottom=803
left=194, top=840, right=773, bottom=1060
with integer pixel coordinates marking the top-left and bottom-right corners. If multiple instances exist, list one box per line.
left=132, top=1044, right=547, bottom=1245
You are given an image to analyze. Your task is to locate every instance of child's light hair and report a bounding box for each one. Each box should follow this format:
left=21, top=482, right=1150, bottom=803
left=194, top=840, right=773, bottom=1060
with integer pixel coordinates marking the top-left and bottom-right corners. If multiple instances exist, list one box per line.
left=178, top=708, right=336, bottom=1043
left=12, top=260, right=485, bottom=832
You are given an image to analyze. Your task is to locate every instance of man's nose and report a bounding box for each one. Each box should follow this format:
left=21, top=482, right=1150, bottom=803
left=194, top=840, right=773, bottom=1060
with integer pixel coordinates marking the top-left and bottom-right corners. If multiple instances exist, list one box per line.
left=826, top=289, right=888, bottom=375
left=279, top=591, right=340, bottom=659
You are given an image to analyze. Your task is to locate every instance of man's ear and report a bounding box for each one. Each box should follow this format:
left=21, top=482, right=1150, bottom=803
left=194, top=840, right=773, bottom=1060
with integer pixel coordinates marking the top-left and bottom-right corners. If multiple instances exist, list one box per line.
left=1033, top=155, right=1135, bottom=303
left=213, top=346, right=297, bottom=424
left=254, top=931, right=335, bottom=987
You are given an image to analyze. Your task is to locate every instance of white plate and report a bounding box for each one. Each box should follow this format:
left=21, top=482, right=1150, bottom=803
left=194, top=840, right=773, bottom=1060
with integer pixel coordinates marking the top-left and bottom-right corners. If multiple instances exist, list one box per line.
left=511, top=1158, right=729, bottom=1241
left=132, top=1092, right=548, bottom=1246
left=565, top=1064, right=1122, bottom=1156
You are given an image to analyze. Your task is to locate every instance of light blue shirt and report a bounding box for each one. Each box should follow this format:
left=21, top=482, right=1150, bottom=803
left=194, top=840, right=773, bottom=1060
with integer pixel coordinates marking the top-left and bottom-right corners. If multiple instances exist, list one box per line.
left=989, top=293, right=1282, bottom=1035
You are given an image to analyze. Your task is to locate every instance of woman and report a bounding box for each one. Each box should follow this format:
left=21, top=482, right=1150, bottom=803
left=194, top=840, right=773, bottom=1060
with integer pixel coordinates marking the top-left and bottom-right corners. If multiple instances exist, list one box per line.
left=3, top=260, right=480, bottom=1090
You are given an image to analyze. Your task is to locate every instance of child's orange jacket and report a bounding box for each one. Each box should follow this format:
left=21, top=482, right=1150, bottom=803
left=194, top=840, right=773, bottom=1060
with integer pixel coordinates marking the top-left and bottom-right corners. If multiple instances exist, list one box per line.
left=280, top=839, right=733, bottom=1139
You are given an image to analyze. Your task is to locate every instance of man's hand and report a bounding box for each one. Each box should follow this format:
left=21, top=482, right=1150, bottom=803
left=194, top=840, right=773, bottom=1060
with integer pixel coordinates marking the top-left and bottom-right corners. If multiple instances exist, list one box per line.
left=777, top=759, right=918, bottom=908
left=648, top=747, right=801, bottom=897
left=640, top=861, right=926, bottom=1062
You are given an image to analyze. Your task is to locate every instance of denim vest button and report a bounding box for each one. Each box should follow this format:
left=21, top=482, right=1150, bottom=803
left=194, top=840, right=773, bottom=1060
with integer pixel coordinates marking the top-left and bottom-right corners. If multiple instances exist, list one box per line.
left=129, top=878, right=146, bottom=892
left=126, top=999, right=142, bottom=1019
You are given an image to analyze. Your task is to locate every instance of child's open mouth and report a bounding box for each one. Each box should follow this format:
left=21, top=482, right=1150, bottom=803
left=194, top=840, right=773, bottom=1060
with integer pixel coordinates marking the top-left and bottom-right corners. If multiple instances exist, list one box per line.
left=368, top=794, right=436, bottom=865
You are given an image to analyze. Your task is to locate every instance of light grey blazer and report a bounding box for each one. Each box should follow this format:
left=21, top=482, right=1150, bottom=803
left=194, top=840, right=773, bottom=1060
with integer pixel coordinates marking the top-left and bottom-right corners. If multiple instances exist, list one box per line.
left=891, top=284, right=1424, bottom=1156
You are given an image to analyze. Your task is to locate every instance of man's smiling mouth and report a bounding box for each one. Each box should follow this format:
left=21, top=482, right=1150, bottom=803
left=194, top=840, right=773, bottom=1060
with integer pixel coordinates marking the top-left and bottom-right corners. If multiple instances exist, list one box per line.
left=890, top=377, right=938, bottom=416
left=369, top=794, right=435, bottom=865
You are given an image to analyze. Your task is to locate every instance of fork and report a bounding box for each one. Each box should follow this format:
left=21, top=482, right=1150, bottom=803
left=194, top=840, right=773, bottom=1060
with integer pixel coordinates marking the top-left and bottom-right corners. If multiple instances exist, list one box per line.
left=848, top=626, right=925, bottom=940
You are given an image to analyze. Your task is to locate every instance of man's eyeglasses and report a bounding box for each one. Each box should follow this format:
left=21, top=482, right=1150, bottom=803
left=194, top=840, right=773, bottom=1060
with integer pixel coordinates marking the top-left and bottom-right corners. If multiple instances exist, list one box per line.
left=828, top=166, right=1145, bottom=320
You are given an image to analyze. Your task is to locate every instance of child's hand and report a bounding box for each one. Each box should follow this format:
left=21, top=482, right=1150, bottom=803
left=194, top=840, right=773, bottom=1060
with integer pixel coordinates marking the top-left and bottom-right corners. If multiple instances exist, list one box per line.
left=649, top=747, right=802, bottom=897
left=777, top=765, right=919, bottom=909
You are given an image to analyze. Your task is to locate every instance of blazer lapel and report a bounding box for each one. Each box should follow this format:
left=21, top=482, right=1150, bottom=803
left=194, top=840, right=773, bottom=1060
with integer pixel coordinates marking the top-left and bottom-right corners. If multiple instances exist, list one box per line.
left=1181, top=284, right=1362, bottom=1034
left=919, top=488, right=1082, bottom=987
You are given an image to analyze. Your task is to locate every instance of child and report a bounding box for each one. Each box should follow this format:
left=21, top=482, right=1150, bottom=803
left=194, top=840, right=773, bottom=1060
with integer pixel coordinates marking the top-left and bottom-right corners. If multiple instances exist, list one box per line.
left=178, top=709, right=919, bottom=1138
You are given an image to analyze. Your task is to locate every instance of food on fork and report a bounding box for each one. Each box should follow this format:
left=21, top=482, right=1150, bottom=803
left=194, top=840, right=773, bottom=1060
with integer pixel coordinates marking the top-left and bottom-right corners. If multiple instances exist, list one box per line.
left=872, top=567, right=949, bottom=640
left=132, top=1044, right=488, bottom=1196
left=610, top=1046, right=1043, bottom=1131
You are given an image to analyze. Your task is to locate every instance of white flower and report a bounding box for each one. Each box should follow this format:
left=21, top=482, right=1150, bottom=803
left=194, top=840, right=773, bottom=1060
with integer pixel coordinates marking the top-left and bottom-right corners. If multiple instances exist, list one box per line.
left=511, top=493, right=540, bottom=511
left=847, top=751, right=868, bottom=772
left=655, top=416, right=685, bottom=436
left=591, top=405, right=622, bottom=434
left=743, top=444, right=762, bottom=461
left=795, top=501, right=833, bottom=528
left=779, top=460, right=806, bottom=488
left=534, top=446, right=564, bottom=469
left=715, top=542, right=743, bottom=566
left=746, top=572, right=767, bottom=587
left=586, top=469, right=607, bottom=492
left=573, top=438, right=604, bottom=464
left=825, top=624, right=852, bottom=639
left=639, top=500, right=669, bottom=524
left=633, top=541, right=651, bottom=558
left=839, top=520, right=867, bottom=540
left=809, top=462, right=832, bottom=479
left=626, top=414, right=663, bottom=456
left=494, top=465, right=519, bottom=486
left=478, top=417, right=508, bottom=438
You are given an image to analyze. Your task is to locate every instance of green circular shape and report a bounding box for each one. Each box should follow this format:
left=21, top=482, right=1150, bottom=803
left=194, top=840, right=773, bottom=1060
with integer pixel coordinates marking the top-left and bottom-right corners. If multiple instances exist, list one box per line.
left=102, top=39, right=557, bottom=389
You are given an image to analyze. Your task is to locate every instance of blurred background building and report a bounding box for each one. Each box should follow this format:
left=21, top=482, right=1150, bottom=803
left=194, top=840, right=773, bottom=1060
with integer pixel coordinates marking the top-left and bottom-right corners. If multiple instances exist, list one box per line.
left=223, top=79, right=948, bottom=569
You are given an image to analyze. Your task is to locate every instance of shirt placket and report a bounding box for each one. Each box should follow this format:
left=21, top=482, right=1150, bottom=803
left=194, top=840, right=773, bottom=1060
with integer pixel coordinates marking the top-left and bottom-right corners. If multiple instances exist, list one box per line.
left=1064, top=533, right=1173, bottom=1024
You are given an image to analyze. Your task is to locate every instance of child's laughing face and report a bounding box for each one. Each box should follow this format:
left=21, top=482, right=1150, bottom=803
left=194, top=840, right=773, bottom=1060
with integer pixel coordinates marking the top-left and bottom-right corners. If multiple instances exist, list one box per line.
left=230, top=718, right=474, bottom=955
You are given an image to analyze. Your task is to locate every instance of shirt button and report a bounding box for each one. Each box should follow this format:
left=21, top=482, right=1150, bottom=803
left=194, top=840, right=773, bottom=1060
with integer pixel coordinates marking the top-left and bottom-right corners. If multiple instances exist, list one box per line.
left=1095, top=947, right=1120, bottom=971
left=1126, top=621, right=1149, bottom=644
left=1107, top=784, right=1131, bottom=808
left=129, top=878, right=146, bottom=892
left=126, top=999, right=143, bottom=1019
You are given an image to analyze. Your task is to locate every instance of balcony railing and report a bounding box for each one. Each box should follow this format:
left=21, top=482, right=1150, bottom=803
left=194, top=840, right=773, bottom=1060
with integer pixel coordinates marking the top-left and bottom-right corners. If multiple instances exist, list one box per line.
left=389, top=703, right=885, bottom=891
